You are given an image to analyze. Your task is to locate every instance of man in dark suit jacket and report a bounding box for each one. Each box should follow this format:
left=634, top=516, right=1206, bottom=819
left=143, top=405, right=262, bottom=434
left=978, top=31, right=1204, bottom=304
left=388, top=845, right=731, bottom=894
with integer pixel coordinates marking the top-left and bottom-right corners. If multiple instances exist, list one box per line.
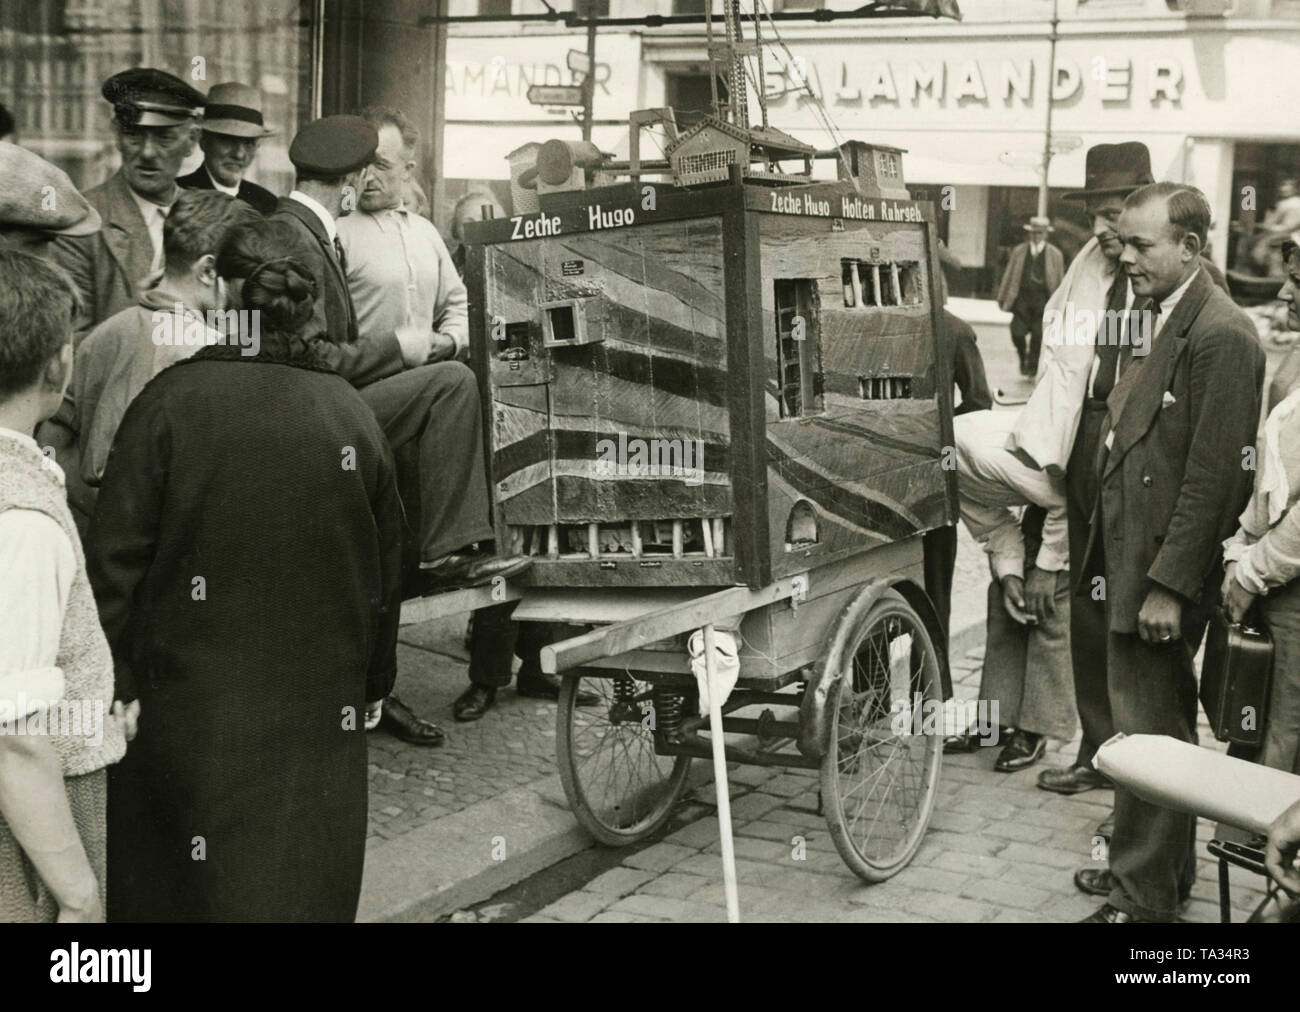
left=270, top=116, right=529, bottom=746
left=997, top=217, right=1066, bottom=376
left=177, top=82, right=278, bottom=215
left=1074, top=182, right=1265, bottom=923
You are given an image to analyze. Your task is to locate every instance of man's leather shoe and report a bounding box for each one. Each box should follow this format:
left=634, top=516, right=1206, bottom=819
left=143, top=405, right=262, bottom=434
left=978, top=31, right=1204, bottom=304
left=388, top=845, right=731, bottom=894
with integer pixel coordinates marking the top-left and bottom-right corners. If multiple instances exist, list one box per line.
left=418, top=550, right=532, bottom=592
left=1080, top=903, right=1143, bottom=923
left=454, top=684, right=496, bottom=722
left=1075, top=866, right=1115, bottom=897
left=943, top=732, right=980, bottom=754
left=1075, top=865, right=1191, bottom=905
left=994, top=729, right=1047, bottom=772
left=516, top=669, right=599, bottom=706
left=379, top=693, right=445, bottom=746
left=1037, top=764, right=1111, bottom=794
left=1096, top=812, right=1115, bottom=842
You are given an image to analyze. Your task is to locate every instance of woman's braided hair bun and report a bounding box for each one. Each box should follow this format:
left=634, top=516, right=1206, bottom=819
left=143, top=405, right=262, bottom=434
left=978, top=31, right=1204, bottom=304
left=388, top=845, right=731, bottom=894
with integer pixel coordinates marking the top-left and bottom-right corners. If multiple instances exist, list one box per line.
left=245, top=256, right=318, bottom=333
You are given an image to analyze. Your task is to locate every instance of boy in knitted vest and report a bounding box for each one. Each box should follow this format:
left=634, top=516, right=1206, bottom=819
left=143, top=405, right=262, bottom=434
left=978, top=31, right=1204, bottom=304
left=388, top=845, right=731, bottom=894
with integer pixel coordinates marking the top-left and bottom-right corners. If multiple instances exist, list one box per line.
left=0, top=250, right=129, bottom=922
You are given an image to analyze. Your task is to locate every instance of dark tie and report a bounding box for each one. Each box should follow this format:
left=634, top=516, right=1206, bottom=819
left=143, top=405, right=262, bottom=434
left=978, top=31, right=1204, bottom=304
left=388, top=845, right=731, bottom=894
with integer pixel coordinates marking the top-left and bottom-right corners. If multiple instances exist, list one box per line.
left=1090, top=271, right=1129, bottom=401
left=1118, top=299, right=1159, bottom=378
left=333, top=235, right=347, bottom=273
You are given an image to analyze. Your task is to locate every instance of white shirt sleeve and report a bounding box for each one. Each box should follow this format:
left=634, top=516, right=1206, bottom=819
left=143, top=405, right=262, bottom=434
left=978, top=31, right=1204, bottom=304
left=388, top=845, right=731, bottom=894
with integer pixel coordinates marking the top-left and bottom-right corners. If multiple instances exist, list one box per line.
left=0, top=509, right=74, bottom=718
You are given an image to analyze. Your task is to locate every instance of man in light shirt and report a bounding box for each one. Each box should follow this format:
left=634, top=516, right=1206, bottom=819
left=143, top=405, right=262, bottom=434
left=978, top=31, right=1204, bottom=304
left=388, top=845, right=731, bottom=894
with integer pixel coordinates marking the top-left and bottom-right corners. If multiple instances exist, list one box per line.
left=0, top=251, right=131, bottom=922
left=52, top=68, right=205, bottom=342
left=338, top=106, right=467, bottom=364
left=946, top=408, right=1074, bottom=771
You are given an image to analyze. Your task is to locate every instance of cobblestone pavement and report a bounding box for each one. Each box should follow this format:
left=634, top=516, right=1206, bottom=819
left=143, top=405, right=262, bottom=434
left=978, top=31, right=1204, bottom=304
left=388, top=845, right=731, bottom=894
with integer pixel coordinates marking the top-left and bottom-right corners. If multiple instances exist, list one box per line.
left=365, top=622, right=563, bottom=842
left=367, top=335, right=1290, bottom=917
left=520, top=645, right=1273, bottom=924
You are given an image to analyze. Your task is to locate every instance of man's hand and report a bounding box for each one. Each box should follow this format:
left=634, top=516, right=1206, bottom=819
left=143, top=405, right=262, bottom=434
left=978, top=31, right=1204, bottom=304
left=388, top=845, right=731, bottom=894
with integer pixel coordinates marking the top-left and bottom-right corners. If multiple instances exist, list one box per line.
left=1266, top=798, right=1300, bottom=896
left=111, top=699, right=140, bottom=742
left=395, top=325, right=432, bottom=369
left=1220, top=561, right=1258, bottom=626
left=1137, top=584, right=1183, bottom=644
left=1023, top=568, right=1058, bottom=623
left=56, top=878, right=104, bottom=923
left=1000, top=575, right=1036, bottom=625
left=427, top=332, right=457, bottom=364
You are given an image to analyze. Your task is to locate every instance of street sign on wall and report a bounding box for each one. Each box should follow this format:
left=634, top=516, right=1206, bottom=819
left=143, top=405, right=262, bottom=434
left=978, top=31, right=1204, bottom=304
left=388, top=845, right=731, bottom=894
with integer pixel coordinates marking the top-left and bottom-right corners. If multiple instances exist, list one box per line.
left=527, top=84, right=585, bottom=107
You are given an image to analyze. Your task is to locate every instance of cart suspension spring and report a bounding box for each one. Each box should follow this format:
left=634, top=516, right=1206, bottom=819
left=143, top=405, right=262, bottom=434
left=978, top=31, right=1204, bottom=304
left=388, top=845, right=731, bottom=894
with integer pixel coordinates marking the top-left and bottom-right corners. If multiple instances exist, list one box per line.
left=653, top=686, right=686, bottom=744
left=608, top=676, right=640, bottom=724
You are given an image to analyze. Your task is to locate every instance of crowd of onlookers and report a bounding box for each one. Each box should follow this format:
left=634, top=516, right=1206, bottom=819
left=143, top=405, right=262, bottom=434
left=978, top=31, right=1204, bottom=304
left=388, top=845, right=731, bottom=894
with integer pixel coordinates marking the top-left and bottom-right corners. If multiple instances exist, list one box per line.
left=1, top=72, right=1299, bottom=924
left=0, top=67, right=546, bottom=922
left=944, top=139, right=1300, bottom=922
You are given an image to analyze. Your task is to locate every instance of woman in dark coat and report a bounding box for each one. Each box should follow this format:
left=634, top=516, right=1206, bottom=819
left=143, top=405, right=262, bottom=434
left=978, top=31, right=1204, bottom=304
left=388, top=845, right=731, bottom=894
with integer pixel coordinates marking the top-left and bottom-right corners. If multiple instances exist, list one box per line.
left=87, top=219, right=403, bottom=922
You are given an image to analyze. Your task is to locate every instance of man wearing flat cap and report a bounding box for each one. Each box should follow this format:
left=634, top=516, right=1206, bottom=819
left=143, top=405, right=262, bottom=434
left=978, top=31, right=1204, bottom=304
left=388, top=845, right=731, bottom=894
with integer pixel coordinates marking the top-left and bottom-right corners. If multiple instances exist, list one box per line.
left=0, top=141, right=101, bottom=254
left=51, top=68, right=203, bottom=342
left=177, top=82, right=278, bottom=215
left=997, top=215, right=1065, bottom=377
left=271, top=115, right=530, bottom=746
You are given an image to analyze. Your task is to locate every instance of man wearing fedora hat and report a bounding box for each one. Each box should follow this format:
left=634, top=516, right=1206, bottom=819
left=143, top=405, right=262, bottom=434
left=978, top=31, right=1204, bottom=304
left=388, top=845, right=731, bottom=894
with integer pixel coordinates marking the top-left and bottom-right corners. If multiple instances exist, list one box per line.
left=997, top=215, right=1064, bottom=377
left=1008, top=143, right=1230, bottom=809
left=177, top=82, right=278, bottom=215
left=51, top=68, right=204, bottom=342
left=1013, top=142, right=1156, bottom=803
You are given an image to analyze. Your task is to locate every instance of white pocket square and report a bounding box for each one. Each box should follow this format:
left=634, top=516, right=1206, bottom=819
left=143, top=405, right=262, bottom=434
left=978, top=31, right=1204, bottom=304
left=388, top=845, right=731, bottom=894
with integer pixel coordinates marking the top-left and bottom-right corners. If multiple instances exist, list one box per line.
left=1162, top=391, right=1177, bottom=408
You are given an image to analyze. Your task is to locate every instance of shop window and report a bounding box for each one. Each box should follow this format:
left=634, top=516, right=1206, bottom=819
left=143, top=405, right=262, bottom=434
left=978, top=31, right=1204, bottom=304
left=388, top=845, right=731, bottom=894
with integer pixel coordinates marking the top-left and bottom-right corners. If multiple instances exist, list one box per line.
left=773, top=279, right=823, bottom=418
left=0, top=0, right=311, bottom=194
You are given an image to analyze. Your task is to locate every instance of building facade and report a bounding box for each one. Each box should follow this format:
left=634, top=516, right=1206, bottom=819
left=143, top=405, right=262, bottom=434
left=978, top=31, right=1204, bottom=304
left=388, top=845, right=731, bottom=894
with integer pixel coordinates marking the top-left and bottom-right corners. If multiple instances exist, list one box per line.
left=440, top=0, right=1300, bottom=296
left=3, top=1, right=1297, bottom=299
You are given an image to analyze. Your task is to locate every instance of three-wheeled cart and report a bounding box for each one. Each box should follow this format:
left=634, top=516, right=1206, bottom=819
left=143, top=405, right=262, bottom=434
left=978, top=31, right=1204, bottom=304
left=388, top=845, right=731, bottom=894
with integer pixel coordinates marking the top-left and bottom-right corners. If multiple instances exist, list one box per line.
left=445, top=112, right=962, bottom=911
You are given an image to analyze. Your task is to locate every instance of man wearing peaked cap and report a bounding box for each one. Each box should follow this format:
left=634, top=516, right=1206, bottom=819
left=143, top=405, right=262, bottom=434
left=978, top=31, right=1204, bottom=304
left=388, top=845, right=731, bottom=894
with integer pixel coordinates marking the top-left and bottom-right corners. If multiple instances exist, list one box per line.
left=271, top=114, right=531, bottom=747
left=178, top=82, right=278, bottom=215
left=0, top=141, right=101, bottom=254
left=50, top=68, right=204, bottom=342
left=269, top=115, right=380, bottom=367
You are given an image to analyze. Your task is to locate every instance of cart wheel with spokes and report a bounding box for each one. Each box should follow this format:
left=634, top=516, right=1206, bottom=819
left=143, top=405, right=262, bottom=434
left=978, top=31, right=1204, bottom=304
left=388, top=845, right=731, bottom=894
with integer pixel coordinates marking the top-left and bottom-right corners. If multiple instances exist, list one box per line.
left=556, top=671, right=692, bottom=846
left=820, top=589, right=943, bottom=882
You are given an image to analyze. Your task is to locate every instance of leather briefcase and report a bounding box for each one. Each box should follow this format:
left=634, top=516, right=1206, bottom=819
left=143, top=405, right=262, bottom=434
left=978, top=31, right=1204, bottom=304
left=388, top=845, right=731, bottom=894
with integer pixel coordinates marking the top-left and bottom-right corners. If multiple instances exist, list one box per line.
left=1199, top=610, right=1273, bottom=747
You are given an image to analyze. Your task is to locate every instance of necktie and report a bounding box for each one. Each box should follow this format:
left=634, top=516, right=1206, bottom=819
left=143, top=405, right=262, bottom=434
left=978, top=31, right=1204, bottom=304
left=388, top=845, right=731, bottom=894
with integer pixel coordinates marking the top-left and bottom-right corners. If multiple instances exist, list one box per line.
left=1090, top=271, right=1128, bottom=401
left=333, top=235, right=348, bottom=274
left=149, top=204, right=168, bottom=275
left=1118, top=299, right=1159, bottom=378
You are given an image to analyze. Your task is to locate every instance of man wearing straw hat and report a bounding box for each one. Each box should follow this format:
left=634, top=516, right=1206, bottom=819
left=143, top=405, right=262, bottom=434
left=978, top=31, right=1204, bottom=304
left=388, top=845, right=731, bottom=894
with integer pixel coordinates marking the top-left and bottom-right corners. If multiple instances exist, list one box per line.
left=997, top=215, right=1064, bottom=377
left=178, top=82, right=278, bottom=215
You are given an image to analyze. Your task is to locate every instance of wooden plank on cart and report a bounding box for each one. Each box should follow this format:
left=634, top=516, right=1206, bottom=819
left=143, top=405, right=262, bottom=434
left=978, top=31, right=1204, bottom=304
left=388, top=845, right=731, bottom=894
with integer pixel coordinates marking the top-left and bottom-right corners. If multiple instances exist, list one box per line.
left=399, top=583, right=523, bottom=626
left=540, top=574, right=802, bottom=673
left=511, top=587, right=708, bottom=624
